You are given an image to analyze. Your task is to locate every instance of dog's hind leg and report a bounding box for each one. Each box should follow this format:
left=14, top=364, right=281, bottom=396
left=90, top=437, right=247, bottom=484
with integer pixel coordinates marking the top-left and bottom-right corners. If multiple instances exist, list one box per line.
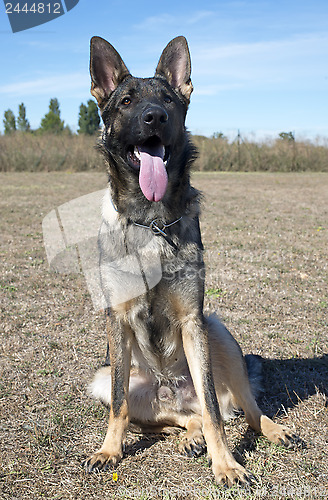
left=230, top=377, right=299, bottom=448
left=207, top=316, right=299, bottom=449
left=176, top=415, right=205, bottom=457
left=233, top=383, right=299, bottom=449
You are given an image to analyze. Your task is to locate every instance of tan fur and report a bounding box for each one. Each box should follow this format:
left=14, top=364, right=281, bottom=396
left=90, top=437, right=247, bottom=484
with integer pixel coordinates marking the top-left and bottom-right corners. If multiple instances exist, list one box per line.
left=86, top=402, right=129, bottom=470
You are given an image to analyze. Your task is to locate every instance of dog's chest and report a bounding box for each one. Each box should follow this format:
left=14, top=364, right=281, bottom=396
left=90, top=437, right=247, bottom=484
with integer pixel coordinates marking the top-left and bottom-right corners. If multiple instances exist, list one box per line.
left=127, top=297, right=187, bottom=379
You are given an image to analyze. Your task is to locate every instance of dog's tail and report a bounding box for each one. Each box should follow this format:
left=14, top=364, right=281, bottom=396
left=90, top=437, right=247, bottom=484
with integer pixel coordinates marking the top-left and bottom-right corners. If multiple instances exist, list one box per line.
left=245, top=354, right=264, bottom=400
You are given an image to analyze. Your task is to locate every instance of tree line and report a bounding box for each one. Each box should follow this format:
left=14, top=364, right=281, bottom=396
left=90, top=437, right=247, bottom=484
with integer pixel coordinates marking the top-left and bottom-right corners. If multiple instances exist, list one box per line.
left=2, top=98, right=100, bottom=135
left=2, top=99, right=305, bottom=145
left=2, top=99, right=327, bottom=172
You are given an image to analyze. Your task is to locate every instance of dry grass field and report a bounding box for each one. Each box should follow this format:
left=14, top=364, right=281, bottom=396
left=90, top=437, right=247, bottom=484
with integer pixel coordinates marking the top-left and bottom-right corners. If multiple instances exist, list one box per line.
left=1, top=171, right=327, bottom=499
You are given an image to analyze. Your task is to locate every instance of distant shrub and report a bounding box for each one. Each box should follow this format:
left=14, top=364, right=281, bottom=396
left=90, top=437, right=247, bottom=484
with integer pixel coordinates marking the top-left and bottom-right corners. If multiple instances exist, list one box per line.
left=0, top=133, right=102, bottom=172
left=192, top=135, right=328, bottom=172
left=0, top=132, right=327, bottom=172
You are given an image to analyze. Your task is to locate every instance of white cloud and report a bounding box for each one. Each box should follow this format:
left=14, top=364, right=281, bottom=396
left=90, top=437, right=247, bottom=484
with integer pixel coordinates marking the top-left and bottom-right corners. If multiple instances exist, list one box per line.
left=0, top=72, right=89, bottom=97
left=133, top=10, right=214, bottom=31
left=186, top=11, right=214, bottom=24
left=133, top=13, right=176, bottom=31
left=190, top=32, right=328, bottom=90
left=193, top=32, right=328, bottom=61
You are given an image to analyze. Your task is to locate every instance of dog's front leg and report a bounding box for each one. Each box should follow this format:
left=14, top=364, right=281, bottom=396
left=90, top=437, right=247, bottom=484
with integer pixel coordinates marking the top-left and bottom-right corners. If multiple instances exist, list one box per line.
left=85, top=315, right=132, bottom=472
left=181, top=314, right=253, bottom=486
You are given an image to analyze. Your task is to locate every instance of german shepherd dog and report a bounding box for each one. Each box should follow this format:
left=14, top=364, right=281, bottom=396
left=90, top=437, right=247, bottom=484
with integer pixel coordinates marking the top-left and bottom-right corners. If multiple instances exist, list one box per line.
left=84, top=36, right=298, bottom=486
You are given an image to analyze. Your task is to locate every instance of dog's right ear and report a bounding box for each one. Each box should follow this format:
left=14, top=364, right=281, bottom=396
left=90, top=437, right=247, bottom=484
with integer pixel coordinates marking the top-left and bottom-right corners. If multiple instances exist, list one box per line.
left=90, top=37, right=130, bottom=107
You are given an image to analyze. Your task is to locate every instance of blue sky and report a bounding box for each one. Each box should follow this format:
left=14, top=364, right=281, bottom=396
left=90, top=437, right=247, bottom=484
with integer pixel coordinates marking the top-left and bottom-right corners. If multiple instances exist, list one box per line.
left=1, top=0, right=328, bottom=140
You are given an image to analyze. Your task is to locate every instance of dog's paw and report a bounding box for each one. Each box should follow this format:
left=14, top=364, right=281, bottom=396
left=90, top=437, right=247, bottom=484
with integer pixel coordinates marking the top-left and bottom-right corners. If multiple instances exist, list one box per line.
left=214, top=466, right=255, bottom=487
left=260, top=415, right=302, bottom=449
left=212, top=459, right=255, bottom=488
left=178, top=433, right=206, bottom=457
left=266, top=423, right=301, bottom=449
left=84, top=450, right=122, bottom=473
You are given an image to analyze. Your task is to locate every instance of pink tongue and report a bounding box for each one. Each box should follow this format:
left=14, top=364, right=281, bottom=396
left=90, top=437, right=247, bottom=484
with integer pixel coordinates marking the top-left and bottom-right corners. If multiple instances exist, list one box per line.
left=138, top=145, right=168, bottom=202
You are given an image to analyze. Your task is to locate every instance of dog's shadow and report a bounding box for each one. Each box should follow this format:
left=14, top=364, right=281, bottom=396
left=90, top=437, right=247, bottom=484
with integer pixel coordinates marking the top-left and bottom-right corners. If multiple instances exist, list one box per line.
left=123, top=433, right=167, bottom=458
left=258, top=354, right=328, bottom=414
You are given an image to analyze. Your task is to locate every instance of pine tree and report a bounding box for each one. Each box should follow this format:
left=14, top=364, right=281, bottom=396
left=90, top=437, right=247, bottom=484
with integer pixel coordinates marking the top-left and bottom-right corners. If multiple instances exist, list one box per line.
left=87, top=99, right=100, bottom=134
left=78, top=103, right=88, bottom=134
left=3, top=109, right=16, bottom=134
left=40, top=98, right=64, bottom=134
left=17, top=103, right=30, bottom=132
left=78, top=100, right=100, bottom=134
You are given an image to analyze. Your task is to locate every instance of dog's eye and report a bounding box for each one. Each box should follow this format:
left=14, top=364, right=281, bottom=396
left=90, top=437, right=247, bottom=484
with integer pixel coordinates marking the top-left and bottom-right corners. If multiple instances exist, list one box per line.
left=164, top=95, right=172, bottom=103
left=121, top=97, right=131, bottom=106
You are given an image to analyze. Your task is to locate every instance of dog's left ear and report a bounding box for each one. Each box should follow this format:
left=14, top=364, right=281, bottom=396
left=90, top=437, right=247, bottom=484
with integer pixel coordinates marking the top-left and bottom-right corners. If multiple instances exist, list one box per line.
left=155, top=36, right=193, bottom=103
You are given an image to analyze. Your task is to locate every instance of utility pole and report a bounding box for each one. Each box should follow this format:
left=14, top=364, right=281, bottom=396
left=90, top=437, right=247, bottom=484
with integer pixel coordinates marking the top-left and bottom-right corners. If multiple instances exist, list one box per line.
left=237, top=129, right=241, bottom=170
left=292, top=130, right=296, bottom=171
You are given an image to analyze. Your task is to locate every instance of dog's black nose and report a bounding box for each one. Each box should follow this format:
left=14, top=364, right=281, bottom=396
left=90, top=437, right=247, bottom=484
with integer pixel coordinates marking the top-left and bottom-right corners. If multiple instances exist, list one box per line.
left=142, top=106, right=168, bottom=127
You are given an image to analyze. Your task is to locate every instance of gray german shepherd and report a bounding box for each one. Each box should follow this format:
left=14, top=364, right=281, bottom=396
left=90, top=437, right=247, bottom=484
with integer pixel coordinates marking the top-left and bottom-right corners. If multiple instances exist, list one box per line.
left=84, top=36, right=298, bottom=486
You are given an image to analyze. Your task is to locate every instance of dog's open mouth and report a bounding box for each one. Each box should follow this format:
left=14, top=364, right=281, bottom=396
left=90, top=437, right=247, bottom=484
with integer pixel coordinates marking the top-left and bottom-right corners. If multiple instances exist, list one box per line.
left=127, top=136, right=170, bottom=202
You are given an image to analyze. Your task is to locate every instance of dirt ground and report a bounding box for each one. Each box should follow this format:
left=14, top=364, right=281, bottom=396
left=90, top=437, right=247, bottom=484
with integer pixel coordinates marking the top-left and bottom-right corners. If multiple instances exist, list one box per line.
left=0, top=172, right=327, bottom=499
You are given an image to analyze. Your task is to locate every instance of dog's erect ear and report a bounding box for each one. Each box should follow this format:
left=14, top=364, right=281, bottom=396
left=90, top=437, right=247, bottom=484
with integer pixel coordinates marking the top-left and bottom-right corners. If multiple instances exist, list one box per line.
left=155, top=36, right=193, bottom=103
left=90, top=37, right=130, bottom=107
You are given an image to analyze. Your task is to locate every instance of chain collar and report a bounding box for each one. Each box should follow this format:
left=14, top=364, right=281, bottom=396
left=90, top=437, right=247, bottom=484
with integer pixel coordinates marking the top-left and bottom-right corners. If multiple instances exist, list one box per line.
left=133, top=217, right=182, bottom=250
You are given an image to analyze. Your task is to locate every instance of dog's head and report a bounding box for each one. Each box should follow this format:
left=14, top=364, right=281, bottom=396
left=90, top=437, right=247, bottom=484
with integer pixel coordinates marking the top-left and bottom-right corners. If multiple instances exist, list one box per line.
left=90, top=36, right=193, bottom=204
